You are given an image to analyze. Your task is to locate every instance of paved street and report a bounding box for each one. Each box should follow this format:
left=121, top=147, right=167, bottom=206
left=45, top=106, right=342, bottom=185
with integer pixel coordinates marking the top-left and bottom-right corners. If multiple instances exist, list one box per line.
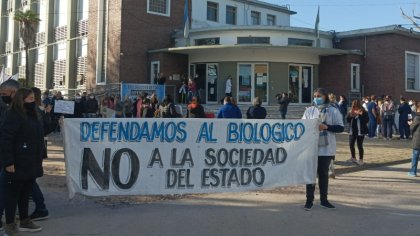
left=27, top=133, right=420, bottom=236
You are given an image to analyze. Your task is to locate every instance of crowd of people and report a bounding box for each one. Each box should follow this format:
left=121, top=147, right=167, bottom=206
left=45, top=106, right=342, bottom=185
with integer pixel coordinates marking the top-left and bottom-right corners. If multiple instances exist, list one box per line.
left=1, top=76, right=419, bottom=235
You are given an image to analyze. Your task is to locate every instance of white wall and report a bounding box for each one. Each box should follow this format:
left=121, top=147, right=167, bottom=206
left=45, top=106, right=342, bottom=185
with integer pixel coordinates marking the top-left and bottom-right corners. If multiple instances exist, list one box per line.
left=192, top=0, right=291, bottom=29
left=177, top=29, right=333, bottom=48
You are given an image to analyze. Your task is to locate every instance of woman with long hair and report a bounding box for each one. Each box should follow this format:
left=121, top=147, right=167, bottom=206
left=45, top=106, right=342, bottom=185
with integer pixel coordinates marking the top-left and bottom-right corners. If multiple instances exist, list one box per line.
left=0, top=88, right=45, bottom=234
left=346, top=99, right=369, bottom=165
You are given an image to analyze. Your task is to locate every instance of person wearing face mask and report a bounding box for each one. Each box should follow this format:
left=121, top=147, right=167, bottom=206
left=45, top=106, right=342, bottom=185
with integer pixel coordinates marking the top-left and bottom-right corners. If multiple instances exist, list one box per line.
left=0, top=88, right=46, bottom=234
left=73, top=93, right=84, bottom=118
left=398, top=98, right=412, bottom=139
left=85, top=94, right=99, bottom=118
left=302, top=88, right=344, bottom=211
left=186, top=96, right=206, bottom=118
left=0, top=79, right=20, bottom=235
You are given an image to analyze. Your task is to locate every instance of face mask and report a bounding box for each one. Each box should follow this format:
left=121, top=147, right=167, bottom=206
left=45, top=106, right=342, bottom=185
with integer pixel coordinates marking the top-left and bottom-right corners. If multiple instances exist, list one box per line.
left=409, top=101, right=413, bottom=105
left=313, top=97, right=324, bottom=106
left=90, top=96, right=94, bottom=99
left=1, top=95, right=12, bottom=105
left=24, top=102, right=36, bottom=110
left=75, top=96, right=81, bottom=100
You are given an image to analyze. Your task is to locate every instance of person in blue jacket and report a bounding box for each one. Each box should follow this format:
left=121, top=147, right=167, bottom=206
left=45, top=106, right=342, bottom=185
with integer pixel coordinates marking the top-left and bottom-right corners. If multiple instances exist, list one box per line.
left=217, top=96, right=242, bottom=119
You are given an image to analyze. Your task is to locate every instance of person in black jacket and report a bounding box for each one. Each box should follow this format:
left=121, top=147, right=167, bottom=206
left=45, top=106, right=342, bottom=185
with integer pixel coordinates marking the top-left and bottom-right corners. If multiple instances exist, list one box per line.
left=346, top=99, right=369, bottom=166
left=0, top=79, right=20, bottom=234
left=246, top=97, right=267, bottom=119
left=186, top=97, right=206, bottom=118
left=30, top=87, right=53, bottom=221
left=0, top=88, right=45, bottom=234
left=277, top=93, right=290, bottom=119
left=85, top=94, right=99, bottom=118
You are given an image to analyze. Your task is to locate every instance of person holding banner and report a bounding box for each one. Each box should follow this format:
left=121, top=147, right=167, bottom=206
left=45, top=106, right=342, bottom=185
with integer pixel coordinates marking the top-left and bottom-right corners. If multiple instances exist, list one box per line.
left=0, top=88, right=45, bottom=234
left=302, top=88, right=344, bottom=210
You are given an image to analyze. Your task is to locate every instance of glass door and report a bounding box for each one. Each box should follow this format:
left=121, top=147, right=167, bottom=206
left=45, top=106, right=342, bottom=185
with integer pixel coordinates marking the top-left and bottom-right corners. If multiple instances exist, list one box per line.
left=254, top=64, right=268, bottom=103
left=238, top=64, right=268, bottom=104
left=206, top=64, right=218, bottom=103
left=238, top=64, right=252, bottom=103
left=288, top=65, right=313, bottom=103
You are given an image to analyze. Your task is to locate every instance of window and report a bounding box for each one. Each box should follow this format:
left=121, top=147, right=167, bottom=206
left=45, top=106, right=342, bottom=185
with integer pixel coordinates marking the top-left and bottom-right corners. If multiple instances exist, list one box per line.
left=288, top=38, right=313, bottom=47
left=151, top=61, right=160, bottom=84
left=54, top=0, right=68, bottom=27
left=351, top=64, right=360, bottom=91
left=226, top=5, right=236, bottom=25
left=267, top=14, right=276, bottom=26
left=207, top=2, right=218, bottom=22
left=237, top=37, right=270, bottom=44
left=251, top=11, right=260, bottom=25
left=77, top=37, right=88, bottom=57
left=195, top=38, right=220, bottom=46
left=406, top=52, right=420, bottom=91
left=147, top=0, right=170, bottom=17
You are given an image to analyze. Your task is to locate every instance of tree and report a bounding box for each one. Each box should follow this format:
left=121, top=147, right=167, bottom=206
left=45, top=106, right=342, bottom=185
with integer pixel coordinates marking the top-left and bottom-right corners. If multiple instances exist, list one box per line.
left=14, top=10, right=40, bottom=87
left=401, top=7, right=420, bottom=30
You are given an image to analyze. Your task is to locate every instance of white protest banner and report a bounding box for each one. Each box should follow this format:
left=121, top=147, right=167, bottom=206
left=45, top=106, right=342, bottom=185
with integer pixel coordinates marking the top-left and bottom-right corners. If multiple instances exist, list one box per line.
left=63, top=118, right=319, bottom=198
left=54, top=100, right=75, bottom=114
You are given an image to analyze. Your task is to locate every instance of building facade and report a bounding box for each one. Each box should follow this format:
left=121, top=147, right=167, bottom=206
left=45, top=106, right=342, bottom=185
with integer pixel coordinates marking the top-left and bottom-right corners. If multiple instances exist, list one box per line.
left=1, top=0, right=419, bottom=104
left=320, top=26, right=420, bottom=101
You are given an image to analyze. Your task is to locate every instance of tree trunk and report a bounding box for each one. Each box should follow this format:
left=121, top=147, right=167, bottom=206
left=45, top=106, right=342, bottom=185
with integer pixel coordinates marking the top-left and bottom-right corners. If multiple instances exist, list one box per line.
left=25, top=46, right=30, bottom=87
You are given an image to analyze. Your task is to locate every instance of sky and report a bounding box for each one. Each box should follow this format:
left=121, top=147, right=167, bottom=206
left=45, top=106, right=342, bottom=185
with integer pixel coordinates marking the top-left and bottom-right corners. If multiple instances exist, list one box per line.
left=263, top=0, right=419, bottom=32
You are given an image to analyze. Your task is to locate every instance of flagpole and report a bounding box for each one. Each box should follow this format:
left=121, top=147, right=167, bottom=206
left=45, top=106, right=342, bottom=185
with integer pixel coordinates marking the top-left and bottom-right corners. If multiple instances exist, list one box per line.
left=315, top=6, right=320, bottom=48
left=183, top=0, right=190, bottom=46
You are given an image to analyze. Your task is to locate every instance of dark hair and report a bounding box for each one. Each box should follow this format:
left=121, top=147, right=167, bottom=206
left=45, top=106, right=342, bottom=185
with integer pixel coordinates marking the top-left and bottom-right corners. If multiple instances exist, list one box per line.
left=224, top=96, right=232, bottom=104
left=314, top=88, right=330, bottom=104
left=10, top=88, right=37, bottom=119
left=31, top=87, right=42, bottom=106
left=351, top=99, right=363, bottom=111
left=0, top=79, right=20, bottom=90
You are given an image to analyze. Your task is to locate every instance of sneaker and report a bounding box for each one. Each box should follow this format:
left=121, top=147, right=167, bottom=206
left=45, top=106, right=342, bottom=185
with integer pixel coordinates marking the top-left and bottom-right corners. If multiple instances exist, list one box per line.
left=320, top=201, right=336, bottom=209
left=0, top=227, right=9, bottom=236
left=4, top=223, right=21, bottom=236
left=357, top=159, right=364, bottom=166
left=304, top=201, right=313, bottom=211
left=346, top=158, right=357, bottom=163
left=30, top=210, right=49, bottom=221
left=408, top=172, right=417, bottom=177
left=18, top=219, right=42, bottom=232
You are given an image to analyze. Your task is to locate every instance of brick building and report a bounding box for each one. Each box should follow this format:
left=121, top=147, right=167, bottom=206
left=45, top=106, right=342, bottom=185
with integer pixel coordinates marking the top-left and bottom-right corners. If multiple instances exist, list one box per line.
left=320, top=26, right=420, bottom=102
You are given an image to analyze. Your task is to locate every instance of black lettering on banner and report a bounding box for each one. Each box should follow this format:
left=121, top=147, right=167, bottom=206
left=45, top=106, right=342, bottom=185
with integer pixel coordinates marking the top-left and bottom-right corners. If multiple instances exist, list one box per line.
left=111, top=148, right=140, bottom=190
left=166, top=169, right=194, bottom=189
left=81, top=148, right=110, bottom=190
left=148, top=148, right=164, bottom=168
left=204, top=148, right=216, bottom=166
left=171, top=148, right=194, bottom=167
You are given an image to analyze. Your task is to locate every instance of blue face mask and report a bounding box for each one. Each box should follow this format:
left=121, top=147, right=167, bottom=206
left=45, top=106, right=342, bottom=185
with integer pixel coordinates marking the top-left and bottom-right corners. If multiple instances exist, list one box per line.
left=313, top=97, right=324, bottom=106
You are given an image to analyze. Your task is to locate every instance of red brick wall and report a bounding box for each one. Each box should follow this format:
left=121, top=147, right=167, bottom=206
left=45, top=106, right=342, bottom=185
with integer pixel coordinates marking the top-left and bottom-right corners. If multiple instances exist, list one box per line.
left=332, top=33, right=420, bottom=100
left=120, top=0, right=187, bottom=84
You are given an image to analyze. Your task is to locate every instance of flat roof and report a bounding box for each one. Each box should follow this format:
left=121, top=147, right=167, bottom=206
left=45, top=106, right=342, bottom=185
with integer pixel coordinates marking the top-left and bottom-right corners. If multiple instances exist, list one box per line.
left=337, top=25, right=420, bottom=39
left=149, top=44, right=362, bottom=56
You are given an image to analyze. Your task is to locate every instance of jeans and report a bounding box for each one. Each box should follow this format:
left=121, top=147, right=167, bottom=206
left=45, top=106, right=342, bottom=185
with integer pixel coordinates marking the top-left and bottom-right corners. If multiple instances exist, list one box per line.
left=382, top=116, right=393, bottom=139
left=0, top=170, right=6, bottom=228
left=5, top=176, right=35, bottom=224
left=410, top=149, right=420, bottom=175
left=306, top=156, right=333, bottom=203
left=399, top=119, right=410, bottom=139
left=32, top=180, right=47, bottom=212
left=349, top=135, right=365, bottom=160
left=368, top=118, right=377, bottom=137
